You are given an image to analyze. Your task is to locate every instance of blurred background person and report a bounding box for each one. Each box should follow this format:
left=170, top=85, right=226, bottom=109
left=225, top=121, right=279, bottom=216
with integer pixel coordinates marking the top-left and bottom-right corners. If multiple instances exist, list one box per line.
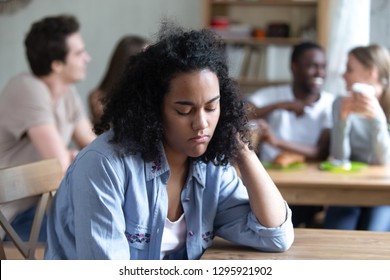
left=245, top=42, right=335, bottom=228
left=88, top=35, right=149, bottom=125
left=0, top=14, right=95, bottom=241
left=325, top=44, right=390, bottom=231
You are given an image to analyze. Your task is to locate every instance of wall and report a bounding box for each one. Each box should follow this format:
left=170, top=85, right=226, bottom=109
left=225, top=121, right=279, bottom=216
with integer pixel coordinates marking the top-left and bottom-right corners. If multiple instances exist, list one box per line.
left=370, top=0, right=390, bottom=49
left=0, top=0, right=202, bottom=109
left=319, top=0, right=370, bottom=95
left=320, top=0, right=390, bottom=95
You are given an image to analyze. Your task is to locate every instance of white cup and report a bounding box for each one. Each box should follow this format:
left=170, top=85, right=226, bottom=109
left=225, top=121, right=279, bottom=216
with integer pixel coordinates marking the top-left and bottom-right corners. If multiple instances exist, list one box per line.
left=351, top=83, right=375, bottom=118
left=351, top=83, right=375, bottom=96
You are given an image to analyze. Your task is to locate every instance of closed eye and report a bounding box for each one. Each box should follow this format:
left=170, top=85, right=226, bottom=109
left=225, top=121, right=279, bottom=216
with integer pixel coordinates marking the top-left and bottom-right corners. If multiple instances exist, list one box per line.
left=176, top=110, right=191, bottom=116
left=176, top=107, right=216, bottom=116
left=174, top=96, right=220, bottom=116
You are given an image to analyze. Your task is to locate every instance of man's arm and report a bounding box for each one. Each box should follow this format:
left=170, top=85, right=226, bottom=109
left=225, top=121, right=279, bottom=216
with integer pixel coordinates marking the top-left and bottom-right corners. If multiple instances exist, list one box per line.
left=246, top=100, right=306, bottom=120
left=72, top=117, right=96, bottom=148
left=269, top=128, right=330, bottom=161
left=257, top=119, right=330, bottom=160
left=279, top=128, right=329, bottom=160
left=28, top=118, right=96, bottom=172
left=28, top=124, right=75, bottom=172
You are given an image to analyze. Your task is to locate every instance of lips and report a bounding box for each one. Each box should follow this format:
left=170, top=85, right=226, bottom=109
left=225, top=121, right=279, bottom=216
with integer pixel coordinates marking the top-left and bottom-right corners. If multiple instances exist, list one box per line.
left=190, top=135, right=209, bottom=143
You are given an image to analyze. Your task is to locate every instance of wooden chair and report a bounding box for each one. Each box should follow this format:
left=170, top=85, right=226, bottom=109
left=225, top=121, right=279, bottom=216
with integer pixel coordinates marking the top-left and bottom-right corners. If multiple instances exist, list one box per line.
left=0, top=159, right=63, bottom=260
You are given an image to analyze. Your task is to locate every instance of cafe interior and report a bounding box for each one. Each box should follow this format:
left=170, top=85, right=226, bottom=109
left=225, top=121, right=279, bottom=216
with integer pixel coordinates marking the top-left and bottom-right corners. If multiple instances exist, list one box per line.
left=0, top=0, right=390, bottom=260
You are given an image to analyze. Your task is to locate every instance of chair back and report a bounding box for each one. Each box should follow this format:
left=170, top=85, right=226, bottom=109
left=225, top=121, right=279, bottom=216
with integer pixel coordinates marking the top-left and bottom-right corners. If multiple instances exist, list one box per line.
left=0, top=159, right=63, bottom=259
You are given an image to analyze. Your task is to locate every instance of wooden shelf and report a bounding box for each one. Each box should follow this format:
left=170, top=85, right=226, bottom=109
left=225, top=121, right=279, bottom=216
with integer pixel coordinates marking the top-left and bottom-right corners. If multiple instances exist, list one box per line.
left=203, top=0, right=316, bottom=94
left=237, top=78, right=290, bottom=86
left=221, top=37, right=304, bottom=46
left=211, top=0, right=317, bottom=7
left=237, top=78, right=290, bottom=95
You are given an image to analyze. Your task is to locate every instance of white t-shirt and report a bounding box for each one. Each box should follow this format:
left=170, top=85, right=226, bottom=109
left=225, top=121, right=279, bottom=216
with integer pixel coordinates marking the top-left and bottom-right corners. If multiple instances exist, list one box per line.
left=246, top=85, right=335, bottom=162
left=160, top=214, right=187, bottom=259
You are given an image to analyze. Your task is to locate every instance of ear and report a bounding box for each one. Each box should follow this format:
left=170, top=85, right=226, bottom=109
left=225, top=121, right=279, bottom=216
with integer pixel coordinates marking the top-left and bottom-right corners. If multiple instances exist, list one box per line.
left=51, top=60, right=64, bottom=74
left=290, top=62, right=296, bottom=74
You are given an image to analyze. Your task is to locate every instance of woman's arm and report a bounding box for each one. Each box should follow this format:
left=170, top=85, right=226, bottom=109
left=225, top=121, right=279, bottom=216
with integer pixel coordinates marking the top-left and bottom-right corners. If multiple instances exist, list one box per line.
left=370, top=117, right=390, bottom=164
left=213, top=161, right=293, bottom=252
left=72, top=152, right=129, bottom=259
left=235, top=144, right=287, bottom=227
left=330, top=97, right=352, bottom=160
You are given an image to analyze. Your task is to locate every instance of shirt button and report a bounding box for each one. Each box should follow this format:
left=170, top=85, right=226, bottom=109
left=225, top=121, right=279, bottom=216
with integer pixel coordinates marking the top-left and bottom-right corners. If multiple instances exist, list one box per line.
left=188, top=231, right=194, bottom=236
left=184, top=197, right=190, bottom=202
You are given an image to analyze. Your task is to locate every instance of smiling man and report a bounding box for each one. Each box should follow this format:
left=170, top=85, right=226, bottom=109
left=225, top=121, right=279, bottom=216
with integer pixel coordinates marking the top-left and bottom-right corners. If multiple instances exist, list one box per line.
left=245, top=42, right=335, bottom=228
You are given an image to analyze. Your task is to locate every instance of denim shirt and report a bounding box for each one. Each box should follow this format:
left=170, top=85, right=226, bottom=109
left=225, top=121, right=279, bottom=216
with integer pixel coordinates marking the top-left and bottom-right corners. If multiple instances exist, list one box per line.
left=45, top=131, right=294, bottom=260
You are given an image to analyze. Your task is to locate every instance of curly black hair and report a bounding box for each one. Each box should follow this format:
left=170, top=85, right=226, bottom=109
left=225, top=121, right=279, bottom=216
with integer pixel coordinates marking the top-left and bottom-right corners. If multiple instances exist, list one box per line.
left=94, top=22, right=251, bottom=165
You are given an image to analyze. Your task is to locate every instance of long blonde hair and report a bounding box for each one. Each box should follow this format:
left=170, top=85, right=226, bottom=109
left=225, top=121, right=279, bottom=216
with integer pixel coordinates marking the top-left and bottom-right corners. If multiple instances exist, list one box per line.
left=350, top=44, right=390, bottom=123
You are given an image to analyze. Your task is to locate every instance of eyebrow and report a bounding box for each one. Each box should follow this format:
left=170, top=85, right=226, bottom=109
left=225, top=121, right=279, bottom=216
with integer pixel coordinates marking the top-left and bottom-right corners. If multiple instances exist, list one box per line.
left=174, top=96, right=220, bottom=106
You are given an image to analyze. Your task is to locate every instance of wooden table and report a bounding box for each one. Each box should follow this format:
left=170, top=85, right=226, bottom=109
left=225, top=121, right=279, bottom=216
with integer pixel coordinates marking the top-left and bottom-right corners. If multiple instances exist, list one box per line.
left=202, top=228, right=390, bottom=260
left=266, top=163, right=390, bottom=206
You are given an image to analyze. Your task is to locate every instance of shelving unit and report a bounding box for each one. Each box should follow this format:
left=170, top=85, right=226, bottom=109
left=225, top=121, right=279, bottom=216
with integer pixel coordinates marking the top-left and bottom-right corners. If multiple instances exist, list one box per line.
left=202, top=0, right=319, bottom=94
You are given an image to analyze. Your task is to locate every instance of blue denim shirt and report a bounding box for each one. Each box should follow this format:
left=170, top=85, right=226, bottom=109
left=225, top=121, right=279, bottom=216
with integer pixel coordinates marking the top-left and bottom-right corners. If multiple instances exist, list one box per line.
left=45, top=131, right=294, bottom=260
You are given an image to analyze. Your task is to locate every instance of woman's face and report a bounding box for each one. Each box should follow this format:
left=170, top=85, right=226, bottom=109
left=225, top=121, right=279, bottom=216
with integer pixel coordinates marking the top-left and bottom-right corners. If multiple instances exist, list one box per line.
left=343, top=53, right=374, bottom=91
left=162, top=69, right=220, bottom=160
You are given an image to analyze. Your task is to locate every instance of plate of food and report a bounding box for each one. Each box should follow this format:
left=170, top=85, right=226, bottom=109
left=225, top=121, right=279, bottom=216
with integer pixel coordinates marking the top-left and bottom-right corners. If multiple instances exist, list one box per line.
left=263, top=151, right=306, bottom=171
left=319, top=159, right=367, bottom=173
left=263, top=161, right=306, bottom=170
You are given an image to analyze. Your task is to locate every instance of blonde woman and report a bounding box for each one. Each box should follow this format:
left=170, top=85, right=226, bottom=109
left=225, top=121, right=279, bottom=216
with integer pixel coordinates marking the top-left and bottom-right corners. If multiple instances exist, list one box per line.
left=325, top=44, right=390, bottom=231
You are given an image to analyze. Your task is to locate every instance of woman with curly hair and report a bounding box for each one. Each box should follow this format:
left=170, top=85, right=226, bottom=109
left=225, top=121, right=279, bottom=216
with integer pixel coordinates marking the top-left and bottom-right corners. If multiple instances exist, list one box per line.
left=45, top=22, right=294, bottom=260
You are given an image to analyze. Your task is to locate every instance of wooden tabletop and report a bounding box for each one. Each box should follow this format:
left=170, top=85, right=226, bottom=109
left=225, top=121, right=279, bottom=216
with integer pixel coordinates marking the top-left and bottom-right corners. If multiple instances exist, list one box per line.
left=266, top=163, right=390, bottom=206
left=201, top=228, right=390, bottom=260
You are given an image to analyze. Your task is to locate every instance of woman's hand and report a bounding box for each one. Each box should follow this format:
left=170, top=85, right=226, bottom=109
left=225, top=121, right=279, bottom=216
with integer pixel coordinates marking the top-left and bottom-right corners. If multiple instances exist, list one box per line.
left=352, top=91, right=379, bottom=119
left=340, top=92, right=380, bottom=120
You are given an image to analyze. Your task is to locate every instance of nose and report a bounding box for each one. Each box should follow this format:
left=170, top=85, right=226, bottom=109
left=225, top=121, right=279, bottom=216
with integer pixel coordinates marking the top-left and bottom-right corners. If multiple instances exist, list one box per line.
left=85, top=51, right=91, bottom=63
left=315, top=65, right=326, bottom=78
left=192, top=110, right=208, bottom=131
left=342, top=71, right=347, bottom=81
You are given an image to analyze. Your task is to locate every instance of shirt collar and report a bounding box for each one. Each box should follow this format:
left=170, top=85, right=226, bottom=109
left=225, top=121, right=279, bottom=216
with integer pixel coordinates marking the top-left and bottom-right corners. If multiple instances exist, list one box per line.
left=145, top=143, right=170, bottom=181
left=145, top=142, right=207, bottom=188
left=192, top=161, right=207, bottom=188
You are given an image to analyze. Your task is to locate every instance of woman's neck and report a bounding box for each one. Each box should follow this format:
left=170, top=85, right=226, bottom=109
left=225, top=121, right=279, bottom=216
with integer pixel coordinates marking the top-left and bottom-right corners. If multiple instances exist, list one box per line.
left=163, top=143, right=188, bottom=171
